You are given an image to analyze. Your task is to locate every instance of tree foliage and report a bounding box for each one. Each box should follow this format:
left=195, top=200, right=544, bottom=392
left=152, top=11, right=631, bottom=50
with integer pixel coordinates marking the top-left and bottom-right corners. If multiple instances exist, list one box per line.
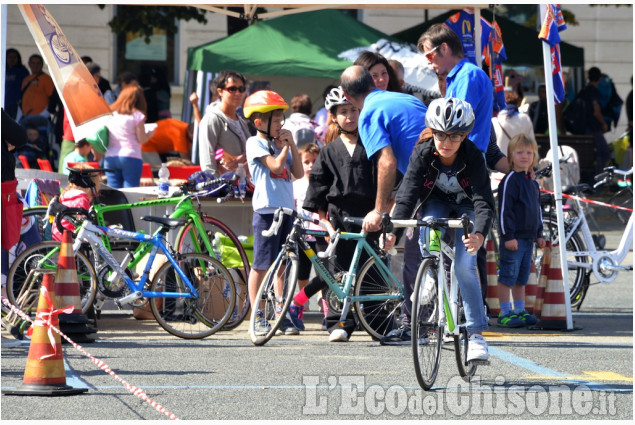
left=97, top=5, right=207, bottom=42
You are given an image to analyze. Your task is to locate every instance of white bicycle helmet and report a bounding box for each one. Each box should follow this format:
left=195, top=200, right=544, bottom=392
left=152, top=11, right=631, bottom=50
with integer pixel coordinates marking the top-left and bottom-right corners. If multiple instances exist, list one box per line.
left=425, top=97, right=475, bottom=134
left=324, top=86, right=350, bottom=113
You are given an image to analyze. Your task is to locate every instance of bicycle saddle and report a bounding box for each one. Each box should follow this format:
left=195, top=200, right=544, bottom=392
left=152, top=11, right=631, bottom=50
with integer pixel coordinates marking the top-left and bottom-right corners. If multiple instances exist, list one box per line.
left=562, top=183, right=592, bottom=195
left=140, top=216, right=187, bottom=230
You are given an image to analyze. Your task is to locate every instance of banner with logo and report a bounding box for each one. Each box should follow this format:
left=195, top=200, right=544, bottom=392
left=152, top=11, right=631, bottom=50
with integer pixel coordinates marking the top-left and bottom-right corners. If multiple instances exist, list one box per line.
left=538, top=4, right=567, bottom=104
left=18, top=4, right=111, bottom=139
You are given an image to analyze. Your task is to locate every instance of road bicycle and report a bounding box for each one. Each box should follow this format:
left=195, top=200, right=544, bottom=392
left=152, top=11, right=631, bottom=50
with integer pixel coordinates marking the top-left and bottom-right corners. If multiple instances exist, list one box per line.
left=8, top=176, right=250, bottom=328
left=540, top=166, right=633, bottom=308
left=248, top=207, right=404, bottom=346
left=390, top=214, right=488, bottom=391
left=8, top=207, right=236, bottom=339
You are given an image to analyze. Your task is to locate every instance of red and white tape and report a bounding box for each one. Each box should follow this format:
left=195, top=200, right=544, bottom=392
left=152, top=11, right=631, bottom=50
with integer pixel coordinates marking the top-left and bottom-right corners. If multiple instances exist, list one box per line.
left=540, top=188, right=634, bottom=212
left=1, top=297, right=179, bottom=420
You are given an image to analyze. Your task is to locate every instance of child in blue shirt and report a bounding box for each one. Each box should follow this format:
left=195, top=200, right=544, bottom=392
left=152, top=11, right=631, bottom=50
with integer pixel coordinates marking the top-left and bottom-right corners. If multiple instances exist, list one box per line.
left=497, top=134, right=546, bottom=328
left=244, top=90, right=303, bottom=336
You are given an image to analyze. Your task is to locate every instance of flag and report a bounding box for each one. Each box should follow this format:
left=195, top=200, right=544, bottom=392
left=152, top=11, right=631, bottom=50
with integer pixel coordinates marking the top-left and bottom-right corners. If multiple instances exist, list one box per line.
left=538, top=4, right=567, bottom=104
left=484, top=20, right=507, bottom=110
left=18, top=4, right=111, bottom=139
left=445, top=9, right=492, bottom=66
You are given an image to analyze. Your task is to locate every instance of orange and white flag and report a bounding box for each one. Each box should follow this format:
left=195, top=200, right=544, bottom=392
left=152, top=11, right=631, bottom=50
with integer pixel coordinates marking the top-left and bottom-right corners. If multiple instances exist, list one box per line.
left=18, top=4, right=111, bottom=139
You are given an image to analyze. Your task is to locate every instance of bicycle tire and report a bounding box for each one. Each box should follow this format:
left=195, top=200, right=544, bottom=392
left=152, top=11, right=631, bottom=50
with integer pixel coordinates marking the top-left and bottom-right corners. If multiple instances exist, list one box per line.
left=150, top=253, right=236, bottom=339
left=6, top=241, right=97, bottom=315
left=608, top=187, right=633, bottom=225
left=248, top=251, right=298, bottom=346
left=540, top=215, right=588, bottom=307
left=411, top=258, right=443, bottom=391
left=176, top=215, right=250, bottom=330
left=453, top=286, right=477, bottom=379
left=353, top=255, right=404, bottom=340
left=23, top=206, right=53, bottom=242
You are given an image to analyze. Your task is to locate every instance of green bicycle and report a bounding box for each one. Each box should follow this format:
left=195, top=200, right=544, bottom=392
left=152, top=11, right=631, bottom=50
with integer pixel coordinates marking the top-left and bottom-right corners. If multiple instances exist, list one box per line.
left=7, top=177, right=250, bottom=328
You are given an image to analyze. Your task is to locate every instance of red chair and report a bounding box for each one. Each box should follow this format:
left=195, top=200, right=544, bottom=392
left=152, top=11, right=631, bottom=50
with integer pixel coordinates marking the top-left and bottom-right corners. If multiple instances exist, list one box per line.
left=142, top=163, right=154, bottom=179
left=36, top=158, right=53, bottom=172
left=166, top=165, right=201, bottom=180
left=18, top=155, right=31, bottom=169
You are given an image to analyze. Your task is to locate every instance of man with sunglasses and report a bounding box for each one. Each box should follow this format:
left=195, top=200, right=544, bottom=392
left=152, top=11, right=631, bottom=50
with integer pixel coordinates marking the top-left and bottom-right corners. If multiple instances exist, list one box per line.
left=418, top=24, right=493, bottom=154
left=198, top=70, right=252, bottom=177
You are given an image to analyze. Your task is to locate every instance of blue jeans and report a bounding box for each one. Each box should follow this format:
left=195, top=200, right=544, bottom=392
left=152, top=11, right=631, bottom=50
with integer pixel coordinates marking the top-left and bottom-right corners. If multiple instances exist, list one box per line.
left=104, top=156, right=143, bottom=188
left=418, top=199, right=489, bottom=334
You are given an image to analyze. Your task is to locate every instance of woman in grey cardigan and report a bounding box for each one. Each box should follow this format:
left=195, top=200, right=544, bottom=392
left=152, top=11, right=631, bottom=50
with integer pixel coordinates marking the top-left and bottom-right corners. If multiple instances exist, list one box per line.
left=198, top=70, right=251, bottom=176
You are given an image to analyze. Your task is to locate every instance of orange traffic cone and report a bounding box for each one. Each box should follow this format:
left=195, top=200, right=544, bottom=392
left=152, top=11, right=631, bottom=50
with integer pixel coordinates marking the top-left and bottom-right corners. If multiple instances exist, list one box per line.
left=55, top=230, right=96, bottom=343
left=534, top=244, right=568, bottom=330
left=533, top=242, right=551, bottom=318
left=525, top=261, right=538, bottom=314
left=484, top=239, right=500, bottom=317
left=2, top=273, right=88, bottom=396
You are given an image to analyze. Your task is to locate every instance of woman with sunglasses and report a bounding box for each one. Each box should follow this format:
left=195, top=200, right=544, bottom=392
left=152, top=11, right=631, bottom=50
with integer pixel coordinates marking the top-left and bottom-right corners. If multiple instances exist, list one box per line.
left=198, top=70, right=252, bottom=177
left=386, top=97, right=495, bottom=364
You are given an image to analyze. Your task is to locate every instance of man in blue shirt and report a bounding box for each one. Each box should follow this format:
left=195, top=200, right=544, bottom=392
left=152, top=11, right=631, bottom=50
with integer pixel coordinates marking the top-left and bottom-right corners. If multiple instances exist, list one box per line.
left=341, top=65, right=427, bottom=345
left=418, top=23, right=493, bottom=153
left=340, top=65, right=427, bottom=233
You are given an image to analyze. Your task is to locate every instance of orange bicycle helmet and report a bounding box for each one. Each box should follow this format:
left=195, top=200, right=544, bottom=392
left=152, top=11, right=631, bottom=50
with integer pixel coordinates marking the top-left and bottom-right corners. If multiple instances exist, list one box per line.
left=243, top=90, right=289, bottom=118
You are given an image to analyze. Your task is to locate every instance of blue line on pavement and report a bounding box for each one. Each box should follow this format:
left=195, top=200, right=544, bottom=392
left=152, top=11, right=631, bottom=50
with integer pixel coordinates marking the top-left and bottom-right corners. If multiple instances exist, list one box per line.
left=63, top=359, right=95, bottom=390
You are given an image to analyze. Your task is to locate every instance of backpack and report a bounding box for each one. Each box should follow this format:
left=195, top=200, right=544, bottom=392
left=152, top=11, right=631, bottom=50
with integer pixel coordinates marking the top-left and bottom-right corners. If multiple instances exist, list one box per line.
left=562, top=91, right=589, bottom=135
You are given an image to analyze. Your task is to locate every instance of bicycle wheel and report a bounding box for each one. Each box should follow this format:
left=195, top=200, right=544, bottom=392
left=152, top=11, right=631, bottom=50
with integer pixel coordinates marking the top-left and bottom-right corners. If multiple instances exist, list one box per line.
left=609, top=187, right=633, bottom=225
left=248, top=250, right=298, bottom=346
left=150, top=253, right=236, bottom=339
left=6, top=241, right=97, bottom=315
left=453, top=288, right=477, bottom=379
left=411, top=258, right=443, bottom=391
left=176, top=215, right=250, bottom=329
left=540, top=216, right=588, bottom=307
left=353, top=255, right=404, bottom=340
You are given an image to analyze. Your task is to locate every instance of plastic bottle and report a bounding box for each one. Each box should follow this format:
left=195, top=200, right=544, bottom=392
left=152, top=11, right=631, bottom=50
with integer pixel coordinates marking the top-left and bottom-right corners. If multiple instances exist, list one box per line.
left=236, top=163, right=247, bottom=199
left=157, top=163, right=170, bottom=197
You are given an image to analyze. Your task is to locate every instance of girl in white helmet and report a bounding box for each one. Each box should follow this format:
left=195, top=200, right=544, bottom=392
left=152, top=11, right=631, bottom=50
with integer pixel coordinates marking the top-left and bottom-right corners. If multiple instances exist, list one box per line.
left=286, top=86, right=378, bottom=343
left=387, top=97, right=495, bottom=363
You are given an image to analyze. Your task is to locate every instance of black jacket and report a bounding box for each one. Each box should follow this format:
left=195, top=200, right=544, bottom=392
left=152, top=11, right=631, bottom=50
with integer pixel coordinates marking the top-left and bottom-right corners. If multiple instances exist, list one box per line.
left=303, top=137, right=376, bottom=231
left=392, top=137, right=495, bottom=237
left=497, top=170, right=543, bottom=241
left=2, top=108, right=28, bottom=182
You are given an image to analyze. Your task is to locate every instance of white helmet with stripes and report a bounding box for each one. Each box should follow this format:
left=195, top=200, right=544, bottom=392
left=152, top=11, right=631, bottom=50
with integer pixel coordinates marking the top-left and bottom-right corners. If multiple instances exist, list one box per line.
left=425, top=97, right=475, bottom=133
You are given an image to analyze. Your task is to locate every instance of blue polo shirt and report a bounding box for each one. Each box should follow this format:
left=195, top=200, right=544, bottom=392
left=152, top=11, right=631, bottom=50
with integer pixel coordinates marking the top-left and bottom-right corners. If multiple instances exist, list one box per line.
left=446, top=59, right=493, bottom=153
left=359, top=89, right=427, bottom=175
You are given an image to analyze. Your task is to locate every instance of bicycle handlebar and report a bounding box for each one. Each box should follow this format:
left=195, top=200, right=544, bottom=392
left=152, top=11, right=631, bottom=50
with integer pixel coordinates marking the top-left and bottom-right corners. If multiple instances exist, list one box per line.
left=174, top=175, right=237, bottom=197
left=54, top=206, right=91, bottom=234
left=261, top=207, right=335, bottom=238
left=593, top=166, right=633, bottom=189
left=390, top=213, right=474, bottom=238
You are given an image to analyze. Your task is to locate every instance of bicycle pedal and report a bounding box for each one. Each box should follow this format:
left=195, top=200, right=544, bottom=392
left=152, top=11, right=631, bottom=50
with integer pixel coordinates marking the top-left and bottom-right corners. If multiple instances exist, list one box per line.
left=468, top=359, right=490, bottom=366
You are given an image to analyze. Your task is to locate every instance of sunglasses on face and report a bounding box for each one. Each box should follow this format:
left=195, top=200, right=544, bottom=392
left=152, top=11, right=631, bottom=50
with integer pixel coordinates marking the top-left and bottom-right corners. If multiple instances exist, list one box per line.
left=224, top=86, right=246, bottom=93
left=424, top=45, right=440, bottom=61
left=433, top=131, right=463, bottom=143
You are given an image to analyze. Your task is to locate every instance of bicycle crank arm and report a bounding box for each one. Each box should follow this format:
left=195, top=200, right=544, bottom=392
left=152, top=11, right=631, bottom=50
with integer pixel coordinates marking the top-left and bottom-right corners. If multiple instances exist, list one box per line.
left=604, top=264, right=633, bottom=271
left=115, top=291, right=143, bottom=308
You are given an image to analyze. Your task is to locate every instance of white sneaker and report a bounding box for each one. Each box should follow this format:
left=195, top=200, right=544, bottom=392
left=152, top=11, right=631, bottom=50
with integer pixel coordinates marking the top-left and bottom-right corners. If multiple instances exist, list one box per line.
left=329, top=328, right=349, bottom=342
left=466, top=334, right=489, bottom=363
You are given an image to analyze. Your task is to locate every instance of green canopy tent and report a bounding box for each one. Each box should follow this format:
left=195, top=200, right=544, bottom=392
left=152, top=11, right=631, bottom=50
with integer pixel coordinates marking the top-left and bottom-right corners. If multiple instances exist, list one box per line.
left=186, top=9, right=400, bottom=78
left=184, top=9, right=403, bottom=163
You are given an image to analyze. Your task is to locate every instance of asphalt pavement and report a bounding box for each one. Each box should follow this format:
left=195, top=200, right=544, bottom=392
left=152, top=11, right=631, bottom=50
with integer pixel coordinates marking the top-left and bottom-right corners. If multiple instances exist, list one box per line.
left=1, top=211, right=632, bottom=420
